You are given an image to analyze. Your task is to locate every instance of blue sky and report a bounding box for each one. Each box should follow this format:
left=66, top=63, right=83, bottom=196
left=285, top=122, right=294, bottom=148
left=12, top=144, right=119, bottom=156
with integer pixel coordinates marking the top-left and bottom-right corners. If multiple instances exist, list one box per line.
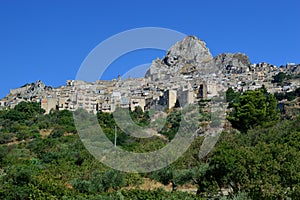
left=0, top=0, right=299, bottom=98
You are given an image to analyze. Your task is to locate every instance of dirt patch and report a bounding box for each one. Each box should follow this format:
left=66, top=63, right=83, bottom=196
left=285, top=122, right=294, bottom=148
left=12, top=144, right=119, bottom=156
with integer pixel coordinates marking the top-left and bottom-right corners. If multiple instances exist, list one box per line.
left=40, top=129, right=53, bottom=137
left=124, top=178, right=172, bottom=191
left=124, top=178, right=198, bottom=194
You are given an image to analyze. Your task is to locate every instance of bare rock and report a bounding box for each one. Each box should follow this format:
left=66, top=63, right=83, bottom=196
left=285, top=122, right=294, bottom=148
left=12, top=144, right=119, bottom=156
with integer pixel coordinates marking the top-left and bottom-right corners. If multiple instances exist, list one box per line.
left=213, top=53, right=251, bottom=74
left=145, top=36, right=213, bottom=80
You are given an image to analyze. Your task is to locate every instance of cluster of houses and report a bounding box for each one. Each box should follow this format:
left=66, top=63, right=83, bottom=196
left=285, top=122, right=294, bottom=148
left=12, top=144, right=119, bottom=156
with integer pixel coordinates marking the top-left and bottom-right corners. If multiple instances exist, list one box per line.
left=1, top=62, right=300, bottom=114
left=223, top=62, right=300, bottom=93
left=0, top=78, right=207, bottom=114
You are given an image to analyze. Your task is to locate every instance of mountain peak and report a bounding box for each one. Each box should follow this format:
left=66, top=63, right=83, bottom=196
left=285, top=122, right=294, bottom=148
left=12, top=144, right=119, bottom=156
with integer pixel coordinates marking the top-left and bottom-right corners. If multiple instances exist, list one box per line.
left=145, top=36, right=213, bottom=80
left=164, top=35, right=213, bottom=65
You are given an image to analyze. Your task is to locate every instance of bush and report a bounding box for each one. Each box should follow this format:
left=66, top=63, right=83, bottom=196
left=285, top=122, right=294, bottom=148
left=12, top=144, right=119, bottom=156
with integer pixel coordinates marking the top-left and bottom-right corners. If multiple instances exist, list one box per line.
left=101, top=169, right=126, bottom=192
left=125, top=173, right=144, bottom=187
left=16, top=130, right=30, bottom=141
left=5, top=165, right=33, bottom=186
left=72, top=179, right=92, bottom=193
left=49, top=127, right=64, bottom=138
left=0, top=132, right=14, bottom=144
left=0, top=146, right=8, bottom=165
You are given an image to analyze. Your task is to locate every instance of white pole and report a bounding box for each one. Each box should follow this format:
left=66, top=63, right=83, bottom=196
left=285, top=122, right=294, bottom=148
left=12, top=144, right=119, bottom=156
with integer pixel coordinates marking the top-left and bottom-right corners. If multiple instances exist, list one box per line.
left=114, top=126, right=117, bottom=147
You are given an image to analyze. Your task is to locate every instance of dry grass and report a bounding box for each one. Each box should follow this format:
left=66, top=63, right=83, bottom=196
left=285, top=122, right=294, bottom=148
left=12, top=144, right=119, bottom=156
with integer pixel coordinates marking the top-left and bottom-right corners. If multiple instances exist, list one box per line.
left=123, top=178, right=197, bottom=194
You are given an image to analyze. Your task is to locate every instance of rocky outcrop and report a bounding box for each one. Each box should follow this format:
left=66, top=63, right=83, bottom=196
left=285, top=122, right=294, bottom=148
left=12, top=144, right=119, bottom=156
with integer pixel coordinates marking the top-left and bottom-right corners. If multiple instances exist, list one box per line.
left=213, top=53, right=251, bottom=74
left=145, top=36, right=214, bottom=80
left=145, top=36, right=252, bottom=81
left=8, top=80, right=52, bottom=100
left=290, top=64, right=300, bottom=74
left=163, top=36, right=213, bottom=67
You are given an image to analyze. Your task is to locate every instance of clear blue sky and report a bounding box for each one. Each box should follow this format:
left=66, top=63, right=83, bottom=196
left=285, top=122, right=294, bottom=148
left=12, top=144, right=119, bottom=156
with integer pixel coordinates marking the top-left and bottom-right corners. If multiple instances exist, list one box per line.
left=0, top=0, right=299, bottom=98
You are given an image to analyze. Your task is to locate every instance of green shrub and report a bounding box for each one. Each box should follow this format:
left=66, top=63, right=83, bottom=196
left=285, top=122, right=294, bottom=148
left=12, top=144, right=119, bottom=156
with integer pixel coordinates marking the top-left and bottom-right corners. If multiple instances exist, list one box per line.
left=49, top=127, right=64, bottom=138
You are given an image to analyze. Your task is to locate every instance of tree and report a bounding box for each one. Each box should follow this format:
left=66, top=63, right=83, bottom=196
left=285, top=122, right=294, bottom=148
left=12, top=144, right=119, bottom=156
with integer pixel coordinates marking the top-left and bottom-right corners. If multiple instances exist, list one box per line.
left=130, top=106, right=150, bottom=126
left=4, top=102, right=45, bottom=122
left=211, top=140, right=300, bottom=199
left=49, top=127, right=65, bottom=138
left=187, top=164, right=217, bottom=195
left=150, top=166, right=179, bottom=191
left=209, top=117, right=300, bottom=199
left=226, top=88, right=239, bottom=107
left=0, top=146, right=8, bottom=165
left=150, top=163, right=215, bottom=195
left=99, top=169, right=126, bottom=192
left=272, top=72, right=286, bottom=84
left=0, top=165, right=36, bottom=199
left=227, top=88, right=279, bottom=132
left=159, top=109, right=181, bottom=140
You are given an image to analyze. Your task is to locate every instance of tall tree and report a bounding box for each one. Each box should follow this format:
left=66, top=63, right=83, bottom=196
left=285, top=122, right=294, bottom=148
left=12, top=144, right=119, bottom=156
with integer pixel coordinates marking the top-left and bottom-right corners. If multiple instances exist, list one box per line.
left=227, top=88, right=279, bottom=132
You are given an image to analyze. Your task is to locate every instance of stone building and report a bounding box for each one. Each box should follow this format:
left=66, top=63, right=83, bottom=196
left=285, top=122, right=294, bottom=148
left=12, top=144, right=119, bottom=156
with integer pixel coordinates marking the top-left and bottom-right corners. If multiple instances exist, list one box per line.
left=41, top=98, right=58, bottom=114
left=130, top=96, right=146, bottom=112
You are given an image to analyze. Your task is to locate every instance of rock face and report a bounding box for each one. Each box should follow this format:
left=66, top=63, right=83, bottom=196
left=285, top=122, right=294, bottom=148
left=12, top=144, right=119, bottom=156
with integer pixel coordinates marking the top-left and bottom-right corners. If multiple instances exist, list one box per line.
left=145, top=36, right=252, bottom=81
left=214, top=53, right=251, bottom=74
left=145, top=36, right=214, bottom=80
left=164, top=36, right=213, bottom=67
left=8, top=80, right=52, bottom=100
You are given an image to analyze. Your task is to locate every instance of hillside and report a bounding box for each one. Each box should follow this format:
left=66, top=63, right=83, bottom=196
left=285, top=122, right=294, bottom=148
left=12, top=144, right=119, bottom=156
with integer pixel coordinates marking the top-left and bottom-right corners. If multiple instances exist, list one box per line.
left=1, top=86, right=300, bottom=199
left=1, top=36, right=300, bottom=199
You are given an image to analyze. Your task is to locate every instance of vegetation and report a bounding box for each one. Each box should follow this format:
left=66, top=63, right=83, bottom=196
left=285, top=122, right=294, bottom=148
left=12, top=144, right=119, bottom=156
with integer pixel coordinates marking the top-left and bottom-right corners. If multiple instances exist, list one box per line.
left=227, top=88, right=279, bottom=132
left=272, top=72, right=300, bottom=86
left=0, top=90, right=300, bottom=199
left=274, top=87, right=300, bottom=101
left=225, top=87, right=240, bottom=108
left=272, top=72, right=287, bottom=85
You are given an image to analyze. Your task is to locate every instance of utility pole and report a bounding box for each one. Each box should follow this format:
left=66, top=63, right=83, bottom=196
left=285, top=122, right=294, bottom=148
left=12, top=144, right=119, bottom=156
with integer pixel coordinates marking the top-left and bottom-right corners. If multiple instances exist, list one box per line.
left=114, top=126, right=117, bottom=148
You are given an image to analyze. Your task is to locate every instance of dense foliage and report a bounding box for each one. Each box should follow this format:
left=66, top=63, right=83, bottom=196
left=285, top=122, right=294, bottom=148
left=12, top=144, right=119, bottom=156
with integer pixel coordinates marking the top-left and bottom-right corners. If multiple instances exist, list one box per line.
left=227, top=88, right=279, bottom=132
left=272, top=72, right=287, bottom=85
left=274, top=87, right=300, bottom=101
left=208, top=117, right=300, bottom=199
left=0, top=93, right=300, bottom=199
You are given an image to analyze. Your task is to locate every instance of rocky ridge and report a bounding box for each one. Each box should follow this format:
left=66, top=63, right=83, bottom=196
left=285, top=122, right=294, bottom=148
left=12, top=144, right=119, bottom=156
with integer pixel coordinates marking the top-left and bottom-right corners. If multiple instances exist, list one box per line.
left=8, top=80, right=52, bottom=100
left=145, top=36, right=254, bottom=82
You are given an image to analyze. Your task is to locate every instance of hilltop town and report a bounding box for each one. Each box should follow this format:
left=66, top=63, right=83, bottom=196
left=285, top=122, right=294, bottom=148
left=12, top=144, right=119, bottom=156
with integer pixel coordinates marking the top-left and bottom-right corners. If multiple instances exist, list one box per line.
left=1, top=36, right=300, bottom=200
left=1, top=36, right=300, bottom=114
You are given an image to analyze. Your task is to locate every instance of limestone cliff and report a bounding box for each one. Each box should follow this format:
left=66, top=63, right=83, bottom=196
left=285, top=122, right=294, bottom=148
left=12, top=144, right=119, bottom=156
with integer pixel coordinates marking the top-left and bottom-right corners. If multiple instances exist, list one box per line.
left=7, top=80, right=52, bottom=100
left=145, top=36, right=251, bottom=81
left=145, top=36, right=213, bottom=80
left=213, top=53, right=251, bottom=74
